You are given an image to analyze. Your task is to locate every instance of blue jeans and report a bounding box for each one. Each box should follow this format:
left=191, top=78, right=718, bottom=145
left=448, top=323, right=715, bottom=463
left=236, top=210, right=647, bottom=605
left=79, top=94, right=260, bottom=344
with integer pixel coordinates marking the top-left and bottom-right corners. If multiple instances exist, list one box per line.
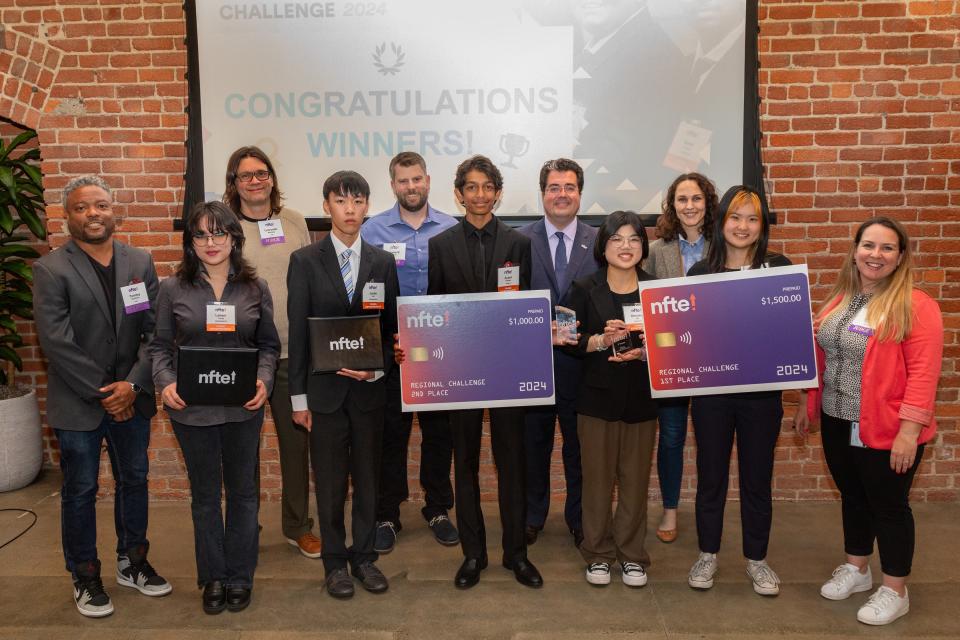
left=172, top=412, right=262, bottom=588
left=655, top=399, right=689, bottom=509
left=55, top=413, right=151, bottom=576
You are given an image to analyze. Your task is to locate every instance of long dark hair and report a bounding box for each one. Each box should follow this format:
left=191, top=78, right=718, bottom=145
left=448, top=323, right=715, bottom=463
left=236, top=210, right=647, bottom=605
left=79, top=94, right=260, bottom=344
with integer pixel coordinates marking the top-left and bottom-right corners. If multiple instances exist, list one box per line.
left=702, top=185, right=771, bottom=273
left=177, top=201, right=256, bottom=285
left=655, top=172, right=718, bottom=242
left=594, top=210, right=649, bottom=276
left=222, top=145, right=284, bottom=216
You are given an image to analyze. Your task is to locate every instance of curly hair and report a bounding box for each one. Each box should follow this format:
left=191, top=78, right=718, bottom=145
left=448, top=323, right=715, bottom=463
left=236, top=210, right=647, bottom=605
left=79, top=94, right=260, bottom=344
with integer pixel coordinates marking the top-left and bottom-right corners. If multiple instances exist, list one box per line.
left=655, top=172, right=718, bottom=242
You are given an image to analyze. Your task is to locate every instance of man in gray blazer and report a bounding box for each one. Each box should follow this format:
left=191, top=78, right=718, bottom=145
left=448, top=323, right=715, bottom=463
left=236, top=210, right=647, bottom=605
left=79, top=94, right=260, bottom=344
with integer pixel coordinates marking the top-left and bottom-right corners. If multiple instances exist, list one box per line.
left=519, top=159, right=599, bottom=548
left=33, top=175, right=169, bottom=618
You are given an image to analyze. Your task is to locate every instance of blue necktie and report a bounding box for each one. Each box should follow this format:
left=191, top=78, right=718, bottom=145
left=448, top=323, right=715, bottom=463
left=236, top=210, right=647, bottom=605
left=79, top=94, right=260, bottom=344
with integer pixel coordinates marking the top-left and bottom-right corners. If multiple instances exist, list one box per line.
left=554, top=231, right=568, bottom=288
left=339, top=249, right=354, bottom=303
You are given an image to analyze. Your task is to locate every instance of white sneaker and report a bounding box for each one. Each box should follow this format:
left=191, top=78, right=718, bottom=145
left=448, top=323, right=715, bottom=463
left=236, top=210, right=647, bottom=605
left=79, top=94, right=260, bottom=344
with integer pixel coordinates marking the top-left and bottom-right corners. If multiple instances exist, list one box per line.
left=857, top=586, right=909, bottom=625
left=585, top=562, right=611, bottom=585
left=820, top=563, right=872, bottom=601
left=688, top=552, right=717, bottom=590
left=620, top=562, right=648, bottom=587
left=746, top=559, right=780, bottom=596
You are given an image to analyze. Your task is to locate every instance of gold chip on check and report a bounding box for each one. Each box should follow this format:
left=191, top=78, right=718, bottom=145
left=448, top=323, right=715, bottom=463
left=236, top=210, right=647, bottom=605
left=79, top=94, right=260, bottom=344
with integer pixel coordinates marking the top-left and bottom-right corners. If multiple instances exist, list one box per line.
left=655, top=332, right=677, bottom=348
left=409, top=346, right=429, bottom=362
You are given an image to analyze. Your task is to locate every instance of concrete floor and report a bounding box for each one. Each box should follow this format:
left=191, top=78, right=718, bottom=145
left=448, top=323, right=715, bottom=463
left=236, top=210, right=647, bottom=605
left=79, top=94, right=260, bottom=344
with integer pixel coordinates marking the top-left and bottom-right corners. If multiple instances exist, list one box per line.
left=1, top=470, right=958, bottom=639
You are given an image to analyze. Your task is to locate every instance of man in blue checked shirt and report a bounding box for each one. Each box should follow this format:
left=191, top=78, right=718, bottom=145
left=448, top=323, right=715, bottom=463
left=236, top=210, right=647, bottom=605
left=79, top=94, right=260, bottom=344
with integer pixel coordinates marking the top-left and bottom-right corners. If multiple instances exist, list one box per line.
left=361, top=152, right=459, bottom=553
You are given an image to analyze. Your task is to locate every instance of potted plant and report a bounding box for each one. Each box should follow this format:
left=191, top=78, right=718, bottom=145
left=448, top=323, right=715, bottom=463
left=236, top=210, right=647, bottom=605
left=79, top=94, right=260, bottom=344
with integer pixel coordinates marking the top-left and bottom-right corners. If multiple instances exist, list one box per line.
left=0, top=128, right=46, bottom=492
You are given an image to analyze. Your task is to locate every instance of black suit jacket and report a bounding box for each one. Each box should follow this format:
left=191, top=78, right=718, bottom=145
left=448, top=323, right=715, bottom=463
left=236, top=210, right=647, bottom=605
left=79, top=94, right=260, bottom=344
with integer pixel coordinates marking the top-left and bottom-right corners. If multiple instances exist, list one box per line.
left=562, top=268, right=658, bottom=422
left=428, top=218, right=531, bottom=295
left=287, top=234, right=399, bottom=414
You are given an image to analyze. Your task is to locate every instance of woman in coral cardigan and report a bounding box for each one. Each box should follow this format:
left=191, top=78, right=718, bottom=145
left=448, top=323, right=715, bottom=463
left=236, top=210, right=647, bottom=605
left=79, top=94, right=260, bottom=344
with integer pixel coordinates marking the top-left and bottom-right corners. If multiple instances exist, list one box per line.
left=794, top=217, right=943, bottom=626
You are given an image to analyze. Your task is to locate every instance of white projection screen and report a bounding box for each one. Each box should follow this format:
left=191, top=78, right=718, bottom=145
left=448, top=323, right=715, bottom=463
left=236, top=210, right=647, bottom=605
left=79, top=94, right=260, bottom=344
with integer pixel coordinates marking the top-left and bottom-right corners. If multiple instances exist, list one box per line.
left=189, top=0, right=757, bottom=219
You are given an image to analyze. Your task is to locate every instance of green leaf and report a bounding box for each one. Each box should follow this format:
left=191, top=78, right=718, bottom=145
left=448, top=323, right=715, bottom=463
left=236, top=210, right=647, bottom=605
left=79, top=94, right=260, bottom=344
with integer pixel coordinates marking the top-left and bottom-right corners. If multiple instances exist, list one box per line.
left=0, top=245, right=40, bottom=259
left=0, top=334, right=24, bottom=347
left=0, top=316, right=16, bottom=332
left=0, top=130, right=37, bottom=162
left=13, top=160, right=43, bottom=188
left=0, top=345, right=23, bottom=371
left=16, top=203, right=46, bottom=239
left=0, top=261, right=32, bottom=281
left=0, top=208, right=12, bottom=235
left=0, top=234, right=30, bottom=244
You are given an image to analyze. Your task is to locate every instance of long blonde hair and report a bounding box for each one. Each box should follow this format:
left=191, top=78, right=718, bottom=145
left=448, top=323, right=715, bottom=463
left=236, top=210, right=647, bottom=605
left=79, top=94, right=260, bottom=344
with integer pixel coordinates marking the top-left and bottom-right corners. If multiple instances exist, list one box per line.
left=817, top=217, right=913, bottom=342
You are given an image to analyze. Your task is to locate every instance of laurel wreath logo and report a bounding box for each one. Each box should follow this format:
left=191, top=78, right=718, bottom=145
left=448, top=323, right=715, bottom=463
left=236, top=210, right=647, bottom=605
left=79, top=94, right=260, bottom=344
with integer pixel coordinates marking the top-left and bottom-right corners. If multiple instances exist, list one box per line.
left=373, top=42, right=405, bottom=76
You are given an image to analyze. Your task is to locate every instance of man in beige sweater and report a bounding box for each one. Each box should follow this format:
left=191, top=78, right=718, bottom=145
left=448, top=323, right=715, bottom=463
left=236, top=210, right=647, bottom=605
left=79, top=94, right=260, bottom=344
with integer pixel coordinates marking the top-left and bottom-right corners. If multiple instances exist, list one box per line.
left=223, top=146, right=318, bottom=558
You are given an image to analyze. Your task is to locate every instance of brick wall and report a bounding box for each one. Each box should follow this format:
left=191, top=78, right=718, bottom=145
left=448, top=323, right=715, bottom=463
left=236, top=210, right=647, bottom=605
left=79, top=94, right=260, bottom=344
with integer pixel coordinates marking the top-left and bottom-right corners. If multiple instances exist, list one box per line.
left=1, top=0, right=957, bottom=502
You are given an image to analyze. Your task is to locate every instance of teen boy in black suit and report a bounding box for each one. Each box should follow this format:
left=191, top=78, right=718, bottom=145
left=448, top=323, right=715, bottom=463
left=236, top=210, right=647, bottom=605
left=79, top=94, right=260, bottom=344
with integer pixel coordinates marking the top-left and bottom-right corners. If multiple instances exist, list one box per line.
left=287, top=171, right=399, bottom=599
left=425, top=155, right=542, bottom=590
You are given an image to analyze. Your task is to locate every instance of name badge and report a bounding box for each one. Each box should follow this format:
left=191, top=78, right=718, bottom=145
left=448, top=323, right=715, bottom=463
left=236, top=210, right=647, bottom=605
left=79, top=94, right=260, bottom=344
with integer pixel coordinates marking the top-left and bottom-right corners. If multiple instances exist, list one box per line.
left=362, top=281, right=385, bottom=310
left=847, top=306, right=874, bottom=337
left=497, top=264, right=520, bottom=292
left=257, top=219, right=285, bottom=245
left=206, top=302, right=237, bottom=332
left=850, top=420, right=867, bottom=448
left=120, top=281, right=150, bottom=314
left=383, top=242, right=406, bottom=266
left=622, top=303, right=644, bottom=332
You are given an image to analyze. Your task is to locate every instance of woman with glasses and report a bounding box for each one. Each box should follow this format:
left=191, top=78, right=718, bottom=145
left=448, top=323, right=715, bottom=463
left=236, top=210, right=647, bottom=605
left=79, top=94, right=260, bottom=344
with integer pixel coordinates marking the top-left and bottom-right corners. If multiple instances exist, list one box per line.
left=561, top=210, right=658, bottom=588
left=149, top=201, right=279, bottom=614
left=644, top=172, right=718, bottom=544
left=684, top=185, right=791, bottom=597
left=794, top=218, right=942, bottom=625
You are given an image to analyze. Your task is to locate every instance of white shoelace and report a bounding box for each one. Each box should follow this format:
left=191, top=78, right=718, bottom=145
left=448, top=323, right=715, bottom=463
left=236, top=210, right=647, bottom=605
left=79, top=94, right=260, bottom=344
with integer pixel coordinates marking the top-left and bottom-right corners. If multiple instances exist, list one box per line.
left=589, top=562, right=610, bottom=574
left=863, top=586, right=900, bottom=614
left=827, top=564, right=860, bottom=588
left=748, top=561, right=780, bottom=586
left=622, top=562, right=644, bottom=575
left=690, top=554, right=715, bottom=579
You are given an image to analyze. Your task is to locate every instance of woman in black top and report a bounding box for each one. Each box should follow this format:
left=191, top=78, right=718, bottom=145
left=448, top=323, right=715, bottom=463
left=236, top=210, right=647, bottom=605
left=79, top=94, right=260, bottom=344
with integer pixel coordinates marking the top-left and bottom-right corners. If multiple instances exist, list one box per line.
left=562, top=211, right=658, bottom=588
left=150, top=201, right=279, bottom=614
left=685, top=185, right=791, bottom=597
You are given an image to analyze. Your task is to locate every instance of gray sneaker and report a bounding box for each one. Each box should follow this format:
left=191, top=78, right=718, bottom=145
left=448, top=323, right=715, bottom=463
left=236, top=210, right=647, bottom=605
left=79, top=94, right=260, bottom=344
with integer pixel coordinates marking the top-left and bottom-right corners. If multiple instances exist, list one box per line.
left=73, top=560, right=114, bottom=618
left=116, top=544, right=172, bottom=597
left=746, top=559, right=781, bottom=596
left=688, top=552, right=718, bottom=590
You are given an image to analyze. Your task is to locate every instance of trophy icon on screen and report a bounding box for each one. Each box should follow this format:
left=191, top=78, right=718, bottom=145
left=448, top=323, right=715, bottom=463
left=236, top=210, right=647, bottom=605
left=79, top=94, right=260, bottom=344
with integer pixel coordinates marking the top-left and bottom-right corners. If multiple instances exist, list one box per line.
left=499, top=133, right=530, bottom=168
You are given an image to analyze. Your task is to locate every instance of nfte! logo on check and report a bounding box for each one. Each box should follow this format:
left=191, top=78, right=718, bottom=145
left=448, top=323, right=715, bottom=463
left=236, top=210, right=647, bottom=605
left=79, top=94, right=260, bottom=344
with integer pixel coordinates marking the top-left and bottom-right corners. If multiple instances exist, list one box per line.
left=405, top=309, right=450, bottom=328
left=648, top=294, right=696, bottom=315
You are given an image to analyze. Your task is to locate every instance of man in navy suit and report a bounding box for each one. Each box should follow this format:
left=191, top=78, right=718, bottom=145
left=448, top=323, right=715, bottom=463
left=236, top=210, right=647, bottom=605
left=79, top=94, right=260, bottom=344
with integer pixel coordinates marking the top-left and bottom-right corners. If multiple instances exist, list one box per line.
left=519, top=159, right=599, bottom=548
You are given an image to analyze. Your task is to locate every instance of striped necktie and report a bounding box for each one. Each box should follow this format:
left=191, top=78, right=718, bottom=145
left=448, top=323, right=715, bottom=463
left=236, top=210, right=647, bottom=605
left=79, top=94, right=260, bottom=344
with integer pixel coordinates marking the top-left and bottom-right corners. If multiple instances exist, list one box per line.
left=339, top=249, right=354, bottom=302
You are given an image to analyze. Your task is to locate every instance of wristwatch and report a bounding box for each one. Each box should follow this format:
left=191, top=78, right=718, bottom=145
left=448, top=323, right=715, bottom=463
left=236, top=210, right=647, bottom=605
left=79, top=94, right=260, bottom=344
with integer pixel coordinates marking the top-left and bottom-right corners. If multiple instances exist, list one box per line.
left=128, top=382, right=142, bottom=395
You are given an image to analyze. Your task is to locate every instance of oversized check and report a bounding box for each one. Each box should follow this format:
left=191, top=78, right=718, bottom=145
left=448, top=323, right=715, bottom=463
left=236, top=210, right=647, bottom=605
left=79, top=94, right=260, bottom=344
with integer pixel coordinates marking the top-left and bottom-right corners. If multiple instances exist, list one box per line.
left=637, top=264, right=817, bottom=398
left=398, top=290, right=555, bottom=411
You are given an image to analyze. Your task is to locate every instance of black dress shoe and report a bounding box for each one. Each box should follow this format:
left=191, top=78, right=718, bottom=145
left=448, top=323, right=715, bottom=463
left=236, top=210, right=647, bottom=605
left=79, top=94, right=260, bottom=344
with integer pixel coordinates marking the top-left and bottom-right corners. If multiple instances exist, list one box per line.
left=226, top=586, right=251, bottom=612
left=571, top=528, right=584, bottom=548
left=454, top=556, right=488, bottom=589
left=325, top=567, right=355, bottom=599
left=352, top=561, right=389, bottom=593
left=503, top=557, right=544, bottom=588
left=202, top=580, right=226, bottom=615
left=525, top=525, right=541, bottom=545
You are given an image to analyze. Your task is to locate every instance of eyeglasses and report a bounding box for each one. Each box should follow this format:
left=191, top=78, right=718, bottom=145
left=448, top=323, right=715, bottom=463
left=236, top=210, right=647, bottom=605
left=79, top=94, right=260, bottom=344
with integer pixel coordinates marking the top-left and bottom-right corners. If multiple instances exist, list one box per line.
left=607, top=235, right=643, bottom=248
left=236, top=170, right=271, bottom=183
left=545, top=184, right=579, bottom=195
left=192, top=231, right=229, bottom=245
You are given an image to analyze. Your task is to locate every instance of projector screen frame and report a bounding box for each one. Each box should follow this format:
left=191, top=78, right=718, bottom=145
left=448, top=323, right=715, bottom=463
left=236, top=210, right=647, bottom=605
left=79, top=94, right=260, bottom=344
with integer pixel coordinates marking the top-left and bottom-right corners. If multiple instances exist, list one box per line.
left=180, top=0, right=766, bottom=231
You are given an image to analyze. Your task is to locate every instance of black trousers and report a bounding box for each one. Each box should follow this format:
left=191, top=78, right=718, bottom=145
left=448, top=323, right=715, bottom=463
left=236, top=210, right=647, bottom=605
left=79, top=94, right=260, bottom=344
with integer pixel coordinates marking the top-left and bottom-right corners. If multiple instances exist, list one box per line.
left=524, top=399, right=582, bottom=532
left=450, top=407, right=527, bottom=563
left=820, top=411, right=923, bottom=577
left=691, top=392, right=782, bottom=561
left=310, top=394, right=383, bottom=573
left=377, top=368, right=454, bottom=525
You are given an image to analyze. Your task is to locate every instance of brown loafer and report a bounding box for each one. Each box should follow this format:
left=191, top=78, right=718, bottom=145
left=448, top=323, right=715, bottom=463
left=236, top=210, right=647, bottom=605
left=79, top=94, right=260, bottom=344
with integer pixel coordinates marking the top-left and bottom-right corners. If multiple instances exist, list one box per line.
left=656, top=528, right=678, bottom=544
left=287, top=532, right=323, bottom=558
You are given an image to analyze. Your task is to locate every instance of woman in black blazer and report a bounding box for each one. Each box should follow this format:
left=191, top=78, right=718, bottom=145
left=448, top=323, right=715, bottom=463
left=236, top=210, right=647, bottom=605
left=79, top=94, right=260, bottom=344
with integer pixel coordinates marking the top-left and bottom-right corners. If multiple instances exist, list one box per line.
left=562, top=211, right=658, bottom=588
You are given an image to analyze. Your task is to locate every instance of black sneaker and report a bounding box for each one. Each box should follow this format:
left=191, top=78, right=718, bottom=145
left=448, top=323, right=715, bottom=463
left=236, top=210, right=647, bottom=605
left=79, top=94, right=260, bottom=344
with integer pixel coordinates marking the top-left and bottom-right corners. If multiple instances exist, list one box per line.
left=427, top=514, right=459, bottom=546
left=73, top=560, right=114, bottom=618
left=374, top=521, right=398, bottom=554
left=117, top=543, right=172, bottom=597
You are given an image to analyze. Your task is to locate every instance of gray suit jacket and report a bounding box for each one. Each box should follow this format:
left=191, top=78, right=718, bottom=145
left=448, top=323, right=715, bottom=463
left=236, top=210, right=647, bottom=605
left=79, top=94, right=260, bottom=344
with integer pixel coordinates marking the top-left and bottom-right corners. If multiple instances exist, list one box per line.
left=33, top=239, right=159, bottom=431
left=645, top=237, right=712, bottom=279
left=518, top=218, right=598, bottom=307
